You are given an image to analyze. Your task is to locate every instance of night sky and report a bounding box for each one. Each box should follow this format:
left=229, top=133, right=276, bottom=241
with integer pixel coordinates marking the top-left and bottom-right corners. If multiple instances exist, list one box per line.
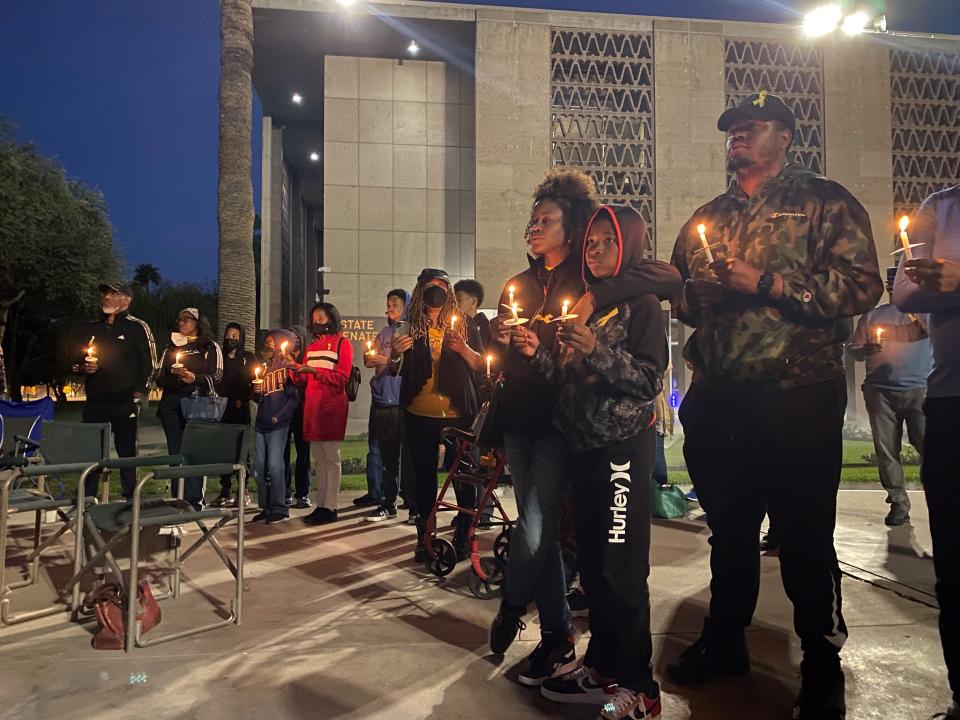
left=2, top=1, right=957, bottom=283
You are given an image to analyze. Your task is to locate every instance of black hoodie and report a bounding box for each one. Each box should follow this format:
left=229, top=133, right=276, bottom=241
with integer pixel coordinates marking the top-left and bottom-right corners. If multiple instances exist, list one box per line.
left=220, top=323, right=257, bottom=403
left=528, top=205, right=669, bottom=453
left=494, top=230, right=682, bottom=438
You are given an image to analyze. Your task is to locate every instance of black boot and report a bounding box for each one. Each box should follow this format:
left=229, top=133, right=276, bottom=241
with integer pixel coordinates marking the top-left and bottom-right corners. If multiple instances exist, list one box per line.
left=665, top=618, right=750, bottom=686
left=452, top=514, right=471, bottom=562
left=489, top=601, right=526, bottom=654
left=794, top=657, right=845, bottom=719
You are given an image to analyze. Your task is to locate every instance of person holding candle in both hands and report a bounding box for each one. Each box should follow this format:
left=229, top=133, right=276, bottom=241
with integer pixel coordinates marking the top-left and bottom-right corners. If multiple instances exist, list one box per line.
left=511, top=204, right=668, bottom=720
left=848, top=267, right=931, bottom=527
left=486, top=169, right=681, bottom=689
left=156, top=307, right=224, bottom=510
left=388, top=268, right=484, bottom=562
left=893, top=184, right=960, bottom=720
left=667, top=92, right=882, bottom=720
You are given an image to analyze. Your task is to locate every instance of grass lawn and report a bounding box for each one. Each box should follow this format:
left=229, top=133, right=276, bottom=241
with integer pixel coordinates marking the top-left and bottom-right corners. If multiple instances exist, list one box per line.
left=36, top=401, right=906, bottom=498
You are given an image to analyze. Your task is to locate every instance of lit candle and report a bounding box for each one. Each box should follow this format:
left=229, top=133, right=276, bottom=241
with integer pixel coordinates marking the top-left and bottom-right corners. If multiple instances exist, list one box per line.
left=876, top=327, right=885, bottom=345
left=898, top=216, right=913, bottom=261
left=365, top=340, right=373, bottom=355
left=511, top=303, right=519, bottom=322
left=280, top=340, right=289, bottom=357
left=253, top=365, right=263, bottom=387
left=508, top=285, right=516, bottom=306
left=697, top=223, right=715, bottom=265
left=172, top=351, right=183, bottom=369
left=450, top=315, right=457, bottom=331
left=561, top=299, right=570, bottom=318
left=486, top=353, right=493, bottom=376
left=85, top=337, right=98, bottom=366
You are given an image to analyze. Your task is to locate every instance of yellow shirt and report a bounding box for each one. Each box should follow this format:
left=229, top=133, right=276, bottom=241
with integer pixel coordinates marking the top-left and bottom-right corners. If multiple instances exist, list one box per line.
left=406, top=327, right=459, bottom=418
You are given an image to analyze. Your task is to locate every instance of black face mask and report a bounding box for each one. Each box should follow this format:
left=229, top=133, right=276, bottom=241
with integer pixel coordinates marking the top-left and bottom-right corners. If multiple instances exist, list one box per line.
left=423, top=285, right=448, bottom=309
left=224, top=339, right=240, bottom=351
left=312, top=323, right=333, bottom=336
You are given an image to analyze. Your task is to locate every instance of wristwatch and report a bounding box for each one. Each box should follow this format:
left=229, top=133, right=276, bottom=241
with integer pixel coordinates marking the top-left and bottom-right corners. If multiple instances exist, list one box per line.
left=757, top=272, right=775, bottom=297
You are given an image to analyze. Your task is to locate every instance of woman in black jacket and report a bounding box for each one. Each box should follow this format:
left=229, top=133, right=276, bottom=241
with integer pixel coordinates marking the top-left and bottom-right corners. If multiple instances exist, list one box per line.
left=211, top=322, right=256, bottom=507
left=389, top=268, right=484, bottom=563
left=156, top=307, right=224, bottom=509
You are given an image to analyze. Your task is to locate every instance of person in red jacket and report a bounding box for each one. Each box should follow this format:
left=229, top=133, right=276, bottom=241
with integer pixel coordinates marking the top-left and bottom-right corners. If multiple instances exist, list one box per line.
left=295, top=302, right=353, bottom=525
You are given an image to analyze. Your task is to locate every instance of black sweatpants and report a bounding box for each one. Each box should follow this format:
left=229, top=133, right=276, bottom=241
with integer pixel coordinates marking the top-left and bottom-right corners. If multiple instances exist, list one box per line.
left=572, top=430, right=657, bottom=695
left=157, top=396, right=204, bottom=507
left=923, top=396, right=960, bottom=705
left=371, top=405, right=403, bottom=506
left=403, top=411, right=475, bottom=543
left=83, top=398, right=138, bottom=499
left=284, top=405, right=311, bottom=500
left=679, top=378, right=848, bottom=666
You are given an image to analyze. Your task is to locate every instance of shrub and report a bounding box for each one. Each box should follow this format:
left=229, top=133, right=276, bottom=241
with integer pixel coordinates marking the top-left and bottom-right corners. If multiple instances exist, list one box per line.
left=862, top=446, right=921, bottom=466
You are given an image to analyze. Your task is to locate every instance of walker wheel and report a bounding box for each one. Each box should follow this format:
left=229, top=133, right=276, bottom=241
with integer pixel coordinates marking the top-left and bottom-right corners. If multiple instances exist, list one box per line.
left=426, top=538, right=457, bottom=577
left=493, top=527, right=511, bottom=563
left=468, top=557, right=503, bottom=600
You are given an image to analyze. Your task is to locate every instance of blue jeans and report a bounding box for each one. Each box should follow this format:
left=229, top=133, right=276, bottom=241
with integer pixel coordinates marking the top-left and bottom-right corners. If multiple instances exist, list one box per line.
left=366, top=410, right=384, bottom=501
left=501, top=432, right=572, bottom=634
left=256, top=426, right=290, bottom=517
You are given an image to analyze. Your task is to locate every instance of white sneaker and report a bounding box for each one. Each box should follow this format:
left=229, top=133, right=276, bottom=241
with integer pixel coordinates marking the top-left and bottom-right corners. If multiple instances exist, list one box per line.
left=600, top=687, right=662, bottom=720
left=540, top=665, right=617, bottom=705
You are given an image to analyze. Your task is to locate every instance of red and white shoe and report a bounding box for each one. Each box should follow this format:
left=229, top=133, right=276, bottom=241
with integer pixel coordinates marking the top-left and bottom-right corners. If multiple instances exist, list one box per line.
left=599, top=687, right=662, bottom=720
left=540, top=664, right=618, bottom=705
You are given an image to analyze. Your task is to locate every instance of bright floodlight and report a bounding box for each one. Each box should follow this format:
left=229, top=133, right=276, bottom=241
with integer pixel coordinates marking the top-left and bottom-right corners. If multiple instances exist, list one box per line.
left=841, top=10, right=870, bottom=36
left=309, top=151, right=320, bottom=162
left=407, top=40, right=420, bottom=56
left=336, top=0, right=355, bottom=7
left=803, top=4, right=843, bottom=38
left=291, top=92, right=303, bottom=105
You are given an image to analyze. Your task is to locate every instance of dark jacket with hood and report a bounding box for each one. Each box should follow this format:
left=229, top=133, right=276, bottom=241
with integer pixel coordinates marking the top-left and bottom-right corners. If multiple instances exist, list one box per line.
left=495, top=229, right=682, bottom=438
left=528, top=206, right=669, bottom=453
left=219, top=323, right=257, bottom=405
left=371, top=291, right=411, bottom=407
left=157, top=334, right=224, bottom=402
left=254, top=329, right=301, bottom=432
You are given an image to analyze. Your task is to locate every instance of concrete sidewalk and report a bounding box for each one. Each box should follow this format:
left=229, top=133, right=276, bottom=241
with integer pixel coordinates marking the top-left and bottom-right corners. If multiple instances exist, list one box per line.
left=0, top=488, right=949, bottom=720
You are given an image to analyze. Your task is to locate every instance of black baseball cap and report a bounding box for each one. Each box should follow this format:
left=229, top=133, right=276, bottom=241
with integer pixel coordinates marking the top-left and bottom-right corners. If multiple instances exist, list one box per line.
left=98, top=281, right=132, bottom=296
left=417, top=268, right=450, bottom=285
left=717, top=91, right=796, bottom=136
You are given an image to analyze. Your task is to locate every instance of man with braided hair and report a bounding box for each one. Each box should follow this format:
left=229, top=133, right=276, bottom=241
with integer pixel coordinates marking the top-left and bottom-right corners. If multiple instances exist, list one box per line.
left=486, top=168, right=682, bottom=688
left=389, top=268, right=485, bottom=562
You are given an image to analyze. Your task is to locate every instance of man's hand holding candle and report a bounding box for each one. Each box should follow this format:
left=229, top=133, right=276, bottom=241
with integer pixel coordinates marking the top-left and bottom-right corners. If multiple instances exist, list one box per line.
left=511, top=325, right=540, bottom=358
left=905, top=258, right=960, bottom=294
left=558, top=322, right=597, bottom=356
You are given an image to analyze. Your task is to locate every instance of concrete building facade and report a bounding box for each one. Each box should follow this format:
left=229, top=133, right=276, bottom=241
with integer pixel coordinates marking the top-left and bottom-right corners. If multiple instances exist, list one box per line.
left=252, top=0, right=960, bottom=424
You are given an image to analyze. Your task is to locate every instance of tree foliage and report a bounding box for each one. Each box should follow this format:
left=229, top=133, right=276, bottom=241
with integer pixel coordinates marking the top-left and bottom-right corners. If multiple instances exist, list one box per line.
left=0, top=120, right=122, bottom=400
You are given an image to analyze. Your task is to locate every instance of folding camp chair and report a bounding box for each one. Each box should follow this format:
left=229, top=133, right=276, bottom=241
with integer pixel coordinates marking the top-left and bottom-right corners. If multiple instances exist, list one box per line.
left=0, top=397, right=55, bottom=458
left=0, top=421, right=110, bottom=625
left=64, top=422, right=250, bottom=651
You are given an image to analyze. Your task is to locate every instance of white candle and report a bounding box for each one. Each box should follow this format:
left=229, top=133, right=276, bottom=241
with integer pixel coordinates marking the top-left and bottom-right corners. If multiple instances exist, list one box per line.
left=899, top=216, right=913, bottom=261
left=511, top=303, right=519, bottom=322
left=86, top=341, right=98, bottom=365
left=876, top=327, right=885, bottom=344
left=365, top=340, right=373, bottom=355
left=508, top=285, right=516, bottom=306
left=697, top=223, right=715, bottom=265
left=450, top=315, right=457, bottom=331
left=280, top=340, right=289, bottom=356
left=486, top=354, right=493, bottom=376
left=253, top=366, right=262, bottom=385
left=561, top=300, right=570, bottom=318
left=172, top=351, right=183, bottom=369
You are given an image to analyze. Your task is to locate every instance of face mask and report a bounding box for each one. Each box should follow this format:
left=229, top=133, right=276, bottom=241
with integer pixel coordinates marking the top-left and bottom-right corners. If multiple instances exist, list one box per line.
left=423, top=285, right=448, bottom=309
left=312, top=323, right=332, bottom=336
left=224, top=339, right=240, bottom=351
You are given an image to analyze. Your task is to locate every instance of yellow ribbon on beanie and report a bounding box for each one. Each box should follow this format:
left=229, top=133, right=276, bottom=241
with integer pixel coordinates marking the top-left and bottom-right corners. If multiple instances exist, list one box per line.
left=752, top=90, right=769, bottom=108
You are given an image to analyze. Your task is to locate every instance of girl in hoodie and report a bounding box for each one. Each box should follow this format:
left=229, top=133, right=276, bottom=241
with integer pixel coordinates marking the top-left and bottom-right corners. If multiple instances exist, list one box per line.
left=513, top=205, right=668, bottom=720
left=213, top=322, right=257, bottom=507
left=156, top=307, right=223, bottom=509
left=283, top=325, right=313, bottom=509
left=251, top=329, right=301, bottom=523
left=296, top=303, right=352, bottom=526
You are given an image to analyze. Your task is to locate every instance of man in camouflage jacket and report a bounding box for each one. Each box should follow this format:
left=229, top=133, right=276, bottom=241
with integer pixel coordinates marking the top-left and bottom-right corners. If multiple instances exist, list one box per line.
left=666, top=92, right=883, bottom=720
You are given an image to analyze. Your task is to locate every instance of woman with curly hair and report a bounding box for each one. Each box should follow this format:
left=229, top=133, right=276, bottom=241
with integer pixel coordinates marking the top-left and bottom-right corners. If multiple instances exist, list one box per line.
left=486, top=169, right=682, bottom=688
left=389, top=268, right=485, bottom=562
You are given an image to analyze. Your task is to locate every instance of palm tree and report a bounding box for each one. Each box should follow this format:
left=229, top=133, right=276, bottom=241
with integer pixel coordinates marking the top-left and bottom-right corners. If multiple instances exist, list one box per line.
left=217, top=0, right=256, bottom=347
left=133, top=263, right=161, bottom=292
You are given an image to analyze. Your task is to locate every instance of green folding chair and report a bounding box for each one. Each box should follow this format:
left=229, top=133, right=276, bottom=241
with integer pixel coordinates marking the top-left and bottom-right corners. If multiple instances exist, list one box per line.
left=64, top=422, right=250, bottom=651
left=0, top=421, right=110, bottom=625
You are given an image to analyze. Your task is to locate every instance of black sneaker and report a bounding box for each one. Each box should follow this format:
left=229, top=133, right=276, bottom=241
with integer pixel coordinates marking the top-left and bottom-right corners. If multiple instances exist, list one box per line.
left=294, top=496, right=312, bottom=509
left=541, top=664, right=618, bottom=705
left=760, top=530, right=781, bottom=554
left=285, top=496, right=294, bottom=507
left=353, top=493, right=379, bottom=507
left=304, top=508, right=338, bottom=526
left=365, top=504, right=398, bottom=523
left=251, top=511, right=268, bottom=522
left=489, top=602, right=526, bottom=654
left=265, top=513, right=288, bottom=524
left=793, top=667, right=845, bottom=719
left=566, top=587, right=589, bottom=618
left=885, top=504, right=910, bottom=526
left=414, top=542, right=427, bottom=563
left=518, top=629, right=576, bottom=687
left=665, top=624, right=750, bottom=686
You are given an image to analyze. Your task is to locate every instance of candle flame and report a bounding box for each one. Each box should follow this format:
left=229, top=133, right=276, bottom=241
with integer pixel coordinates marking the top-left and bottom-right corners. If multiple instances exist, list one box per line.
left=876, top=328, right=885, bottom=343
left=280, top=341, right=289, bottom=354
left=899, top=215, right=909, bottom=233
left=255, top=366, right=261, bottom=379
left=175, top=351, right=182, bottom=364
left=451, top=315, right=457, bottom=329
left=86, top=345, right=95, bottom=357
left=697, top=223, right=706, bottom=235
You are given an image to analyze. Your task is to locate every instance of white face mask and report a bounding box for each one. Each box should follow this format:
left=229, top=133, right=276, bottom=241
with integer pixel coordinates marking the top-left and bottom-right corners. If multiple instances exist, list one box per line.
left=170, top=332, right=190, bottom=347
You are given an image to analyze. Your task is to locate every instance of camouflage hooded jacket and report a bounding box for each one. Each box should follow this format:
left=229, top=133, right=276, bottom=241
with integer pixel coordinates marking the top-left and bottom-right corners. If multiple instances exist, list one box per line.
left=671, top=163, right=883, bottom=392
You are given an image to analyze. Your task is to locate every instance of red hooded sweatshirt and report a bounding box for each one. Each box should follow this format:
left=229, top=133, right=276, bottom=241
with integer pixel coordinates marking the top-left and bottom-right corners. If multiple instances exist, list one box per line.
left=293, top=332, right=352, bottom=441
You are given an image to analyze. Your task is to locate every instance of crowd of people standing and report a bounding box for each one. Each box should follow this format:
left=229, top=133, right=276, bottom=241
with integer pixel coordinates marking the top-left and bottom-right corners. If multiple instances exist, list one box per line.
left=58, top=89, right=960, bottom=720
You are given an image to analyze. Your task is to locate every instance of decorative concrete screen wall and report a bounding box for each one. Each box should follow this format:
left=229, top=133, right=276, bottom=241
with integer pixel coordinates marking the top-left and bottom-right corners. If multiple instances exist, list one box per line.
left=891, top=49, right=960, bottom=221
left=550, top=29, right=657, bottom=258
left=322, top=56, right=476, bottom=317
left=724, top=39, right=825, bottom=175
